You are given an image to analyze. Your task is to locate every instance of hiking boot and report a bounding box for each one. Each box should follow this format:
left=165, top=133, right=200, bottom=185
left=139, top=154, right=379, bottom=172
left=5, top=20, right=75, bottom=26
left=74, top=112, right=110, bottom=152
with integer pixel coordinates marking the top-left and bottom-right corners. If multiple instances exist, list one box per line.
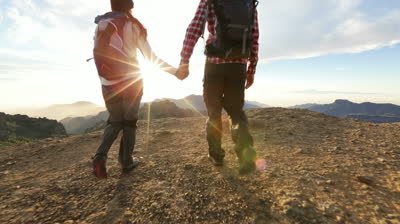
left=93, top=157, right=107, bottom=178
left=239, top=160, right=256, bottom=174
left=208, top=153, right=224, bottom=166
left=122, top=157, right=140, bottom=173
left=238, top=146, right=257, bottom=175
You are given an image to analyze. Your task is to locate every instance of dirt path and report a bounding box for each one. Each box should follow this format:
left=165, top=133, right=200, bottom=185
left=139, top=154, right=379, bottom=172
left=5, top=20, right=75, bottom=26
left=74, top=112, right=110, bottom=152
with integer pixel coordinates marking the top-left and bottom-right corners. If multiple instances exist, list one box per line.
left=0, top=108, right=399, bottom=224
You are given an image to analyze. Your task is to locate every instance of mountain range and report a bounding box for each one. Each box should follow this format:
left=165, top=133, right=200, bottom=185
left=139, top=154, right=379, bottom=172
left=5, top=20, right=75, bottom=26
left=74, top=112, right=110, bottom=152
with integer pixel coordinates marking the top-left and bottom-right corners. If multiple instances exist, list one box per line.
left=155, top=94, right=269, bottom=112
left=61, top=100, right=198, bottom=135
left=60, top=95, right=268, bottom=134
left=292, top=99, right=400, bottom=123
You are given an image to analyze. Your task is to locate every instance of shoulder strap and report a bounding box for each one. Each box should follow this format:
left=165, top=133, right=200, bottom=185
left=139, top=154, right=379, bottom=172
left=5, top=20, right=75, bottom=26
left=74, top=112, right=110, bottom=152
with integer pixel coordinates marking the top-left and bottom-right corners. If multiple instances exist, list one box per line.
left=201, top=0, right=213, bottom=39
left=254, top=0, right=259, bottom=7
left=126, top=13, right=147, bottom=38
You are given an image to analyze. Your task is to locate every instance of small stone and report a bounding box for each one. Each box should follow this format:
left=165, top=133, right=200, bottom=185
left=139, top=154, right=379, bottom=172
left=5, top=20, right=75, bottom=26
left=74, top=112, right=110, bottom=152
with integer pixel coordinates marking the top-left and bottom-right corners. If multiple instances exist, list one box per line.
left=374, top=205, right=384, bottom=213
left=124, top=210, right=134, bottom=217
left=295, top=148, right=303, bottom=154
left=356, top=176, right=374, bottom=186
left=63, top=220, right=74, bottom=224
left=329, top=146, right=342, bottom=152
left=324, top=205, right=342, bottom=218
left=25, top=207, right=35, bottom=212
left=286, top=205, right=306, bottom=218
left=377, top=158, right=386, bottom=163
left=326, top=180, right=334, bottom=185
left=387, top=214, right=399, bottom=219
left=378, top=142, right=388, bottom=147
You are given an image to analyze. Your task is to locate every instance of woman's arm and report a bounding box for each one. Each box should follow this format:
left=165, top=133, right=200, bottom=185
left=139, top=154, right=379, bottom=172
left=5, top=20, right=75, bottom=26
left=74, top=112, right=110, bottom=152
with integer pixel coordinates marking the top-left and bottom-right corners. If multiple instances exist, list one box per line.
left=137, top=36, right=178, bottom=76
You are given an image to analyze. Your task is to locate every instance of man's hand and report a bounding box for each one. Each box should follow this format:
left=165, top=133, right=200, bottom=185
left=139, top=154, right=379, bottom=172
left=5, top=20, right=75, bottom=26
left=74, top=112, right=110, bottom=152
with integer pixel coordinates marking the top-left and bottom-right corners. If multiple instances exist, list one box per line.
left=175, top=63, right=189, bottom=80
left=245, top=73, right=254, bottom=89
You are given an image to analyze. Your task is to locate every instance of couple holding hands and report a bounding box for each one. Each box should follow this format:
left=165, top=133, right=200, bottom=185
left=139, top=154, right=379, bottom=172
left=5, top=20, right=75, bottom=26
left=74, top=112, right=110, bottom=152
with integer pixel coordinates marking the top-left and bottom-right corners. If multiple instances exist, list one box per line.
left=92, top=0, right=260, bottom=178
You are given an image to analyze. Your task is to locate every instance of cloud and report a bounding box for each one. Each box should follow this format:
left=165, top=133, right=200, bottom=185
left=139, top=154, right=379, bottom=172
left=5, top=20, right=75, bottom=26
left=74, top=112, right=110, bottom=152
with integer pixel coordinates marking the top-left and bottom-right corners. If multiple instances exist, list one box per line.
left=0, top=77, right=17, bottom=82
left=1, top=0, right=400, bottom=65
left=0, top=48, right=75, bottom=78
left=259, top=0, right=400, bottom=61
left=290, top=89, right=380, bottom=95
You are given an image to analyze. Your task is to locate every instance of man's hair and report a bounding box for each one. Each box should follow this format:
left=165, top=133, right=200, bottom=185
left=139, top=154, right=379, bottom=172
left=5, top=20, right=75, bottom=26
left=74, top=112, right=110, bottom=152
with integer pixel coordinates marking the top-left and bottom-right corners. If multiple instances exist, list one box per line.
left=110, top=0, right=134, bottom=12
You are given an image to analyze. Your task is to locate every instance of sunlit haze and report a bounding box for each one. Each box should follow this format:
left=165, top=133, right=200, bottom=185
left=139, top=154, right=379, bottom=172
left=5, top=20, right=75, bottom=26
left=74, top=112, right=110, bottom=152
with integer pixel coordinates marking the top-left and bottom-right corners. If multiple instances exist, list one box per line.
left=1, top=0, right=399, bottom=111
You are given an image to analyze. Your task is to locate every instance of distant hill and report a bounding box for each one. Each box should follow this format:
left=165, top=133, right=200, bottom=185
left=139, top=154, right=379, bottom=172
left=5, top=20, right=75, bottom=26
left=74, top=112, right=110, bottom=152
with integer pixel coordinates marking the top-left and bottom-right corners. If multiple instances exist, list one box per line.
left=7, top=101, right=105, bottom=121
left=158, top=95, right=268, bottom=112
left=0, top=112, right=66, bottom=143
left=292, top=99, right=400, bottom=123
left=61, top=96, right=268, bottom=135
left=62, top=100, right=198, bottom=135
left=346, top=114, right=400, bottom=123
left=61, top=111, right=109, bottom=135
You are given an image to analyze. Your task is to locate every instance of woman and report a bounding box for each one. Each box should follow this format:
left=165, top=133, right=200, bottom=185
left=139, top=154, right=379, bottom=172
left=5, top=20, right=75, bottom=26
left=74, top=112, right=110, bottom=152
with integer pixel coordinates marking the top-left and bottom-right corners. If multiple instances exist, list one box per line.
left=92, top=0, right=178, bottom=178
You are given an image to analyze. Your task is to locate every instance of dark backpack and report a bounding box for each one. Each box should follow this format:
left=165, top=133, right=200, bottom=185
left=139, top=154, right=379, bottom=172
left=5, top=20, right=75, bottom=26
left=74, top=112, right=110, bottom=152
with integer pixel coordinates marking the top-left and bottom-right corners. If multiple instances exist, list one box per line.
left=93, top=17, right=139, bottom=81
left=205, top=0, right=258, bottom=59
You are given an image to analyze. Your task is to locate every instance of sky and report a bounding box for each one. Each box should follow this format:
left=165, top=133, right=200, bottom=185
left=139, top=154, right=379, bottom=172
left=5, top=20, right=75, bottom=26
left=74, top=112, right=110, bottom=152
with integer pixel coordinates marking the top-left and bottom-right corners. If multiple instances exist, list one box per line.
left=0, top=0, right=399, bottom=110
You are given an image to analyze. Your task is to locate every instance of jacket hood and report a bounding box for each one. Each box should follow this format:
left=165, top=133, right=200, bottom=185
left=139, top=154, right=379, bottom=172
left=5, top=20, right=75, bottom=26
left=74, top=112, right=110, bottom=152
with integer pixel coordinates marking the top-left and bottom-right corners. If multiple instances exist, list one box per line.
left=94, top=12, right=127, bottom=24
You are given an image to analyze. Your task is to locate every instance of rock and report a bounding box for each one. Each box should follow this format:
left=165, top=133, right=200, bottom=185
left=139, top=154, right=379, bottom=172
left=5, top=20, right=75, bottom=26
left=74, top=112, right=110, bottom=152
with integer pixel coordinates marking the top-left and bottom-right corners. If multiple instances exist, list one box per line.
left=374, top=205, right=384, bottom=213
left=356, top=176, right=375, bottom=185
left=326, top=180, right=334, bottom=185
left=63, top=220, right=74, bottom=224
left=329, top=146, right=342, bottom=152
left=295, top=148, right=304, bottom=154
left=378, top=142, right=388, bottom=147
left=324, top=204, right=343, bottom=218
left=386, top=214, right=399, bottom=219
left=377, top=158, right=386, bottom=163
left=6, top=161, right=16, bottom=166
left=124, top=210, right=134, bottom=217
left=286, top=205, right=306, bottom=218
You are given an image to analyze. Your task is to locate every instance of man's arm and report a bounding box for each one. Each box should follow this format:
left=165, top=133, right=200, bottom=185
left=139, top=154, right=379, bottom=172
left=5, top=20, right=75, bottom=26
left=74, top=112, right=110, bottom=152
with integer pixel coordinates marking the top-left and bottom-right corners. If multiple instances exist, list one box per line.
left=246, top=9, right=260, bottom=89
left=180, top=0, right=208, bottom=65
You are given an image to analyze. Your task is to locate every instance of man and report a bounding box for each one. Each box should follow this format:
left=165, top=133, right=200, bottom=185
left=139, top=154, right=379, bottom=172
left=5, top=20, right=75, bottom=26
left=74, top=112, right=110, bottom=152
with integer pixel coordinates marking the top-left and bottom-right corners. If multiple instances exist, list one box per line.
left=177, top=0, right=259, bottom=174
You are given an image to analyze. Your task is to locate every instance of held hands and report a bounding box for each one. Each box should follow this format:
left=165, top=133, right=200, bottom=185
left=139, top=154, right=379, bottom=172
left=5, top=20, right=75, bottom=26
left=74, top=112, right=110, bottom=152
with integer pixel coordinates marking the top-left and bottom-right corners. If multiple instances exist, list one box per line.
left=164, top=66, right=178, bottom=76
left=175, top=63, right=189, bottom=80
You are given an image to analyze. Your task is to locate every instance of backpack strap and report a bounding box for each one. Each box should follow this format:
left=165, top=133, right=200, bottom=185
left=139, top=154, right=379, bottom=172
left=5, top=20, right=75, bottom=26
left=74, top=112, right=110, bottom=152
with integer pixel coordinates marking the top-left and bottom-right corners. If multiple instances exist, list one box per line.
left=201, top=0, right=213, bottom=40
left=126, top=13, right=147, bottom=39
left=254, top=0, right=259, bottom=7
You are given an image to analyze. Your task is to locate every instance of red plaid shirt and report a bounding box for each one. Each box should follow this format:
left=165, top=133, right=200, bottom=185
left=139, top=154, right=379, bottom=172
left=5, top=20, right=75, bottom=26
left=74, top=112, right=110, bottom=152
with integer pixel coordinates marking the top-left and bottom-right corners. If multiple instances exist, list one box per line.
left=180, top=0, right=260, bottom=76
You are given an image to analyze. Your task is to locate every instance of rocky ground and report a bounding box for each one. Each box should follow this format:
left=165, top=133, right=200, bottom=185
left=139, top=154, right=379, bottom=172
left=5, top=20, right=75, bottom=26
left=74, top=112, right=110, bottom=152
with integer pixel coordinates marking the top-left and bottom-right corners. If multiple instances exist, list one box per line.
left=0, top=108, right=399, bottom=224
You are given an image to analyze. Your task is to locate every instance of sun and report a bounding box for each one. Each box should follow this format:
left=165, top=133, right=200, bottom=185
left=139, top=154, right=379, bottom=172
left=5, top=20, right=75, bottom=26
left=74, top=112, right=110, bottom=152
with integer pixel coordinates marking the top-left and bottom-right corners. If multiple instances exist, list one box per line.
left=138, top=57, right=174, bottom=101
left=139, top=58, right=161, bottom=78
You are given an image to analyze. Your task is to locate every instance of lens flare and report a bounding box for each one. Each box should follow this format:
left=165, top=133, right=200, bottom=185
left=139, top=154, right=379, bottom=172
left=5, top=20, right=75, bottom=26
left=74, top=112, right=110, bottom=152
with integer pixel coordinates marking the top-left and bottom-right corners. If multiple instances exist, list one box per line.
left=256, top=159, right=267, bottom=171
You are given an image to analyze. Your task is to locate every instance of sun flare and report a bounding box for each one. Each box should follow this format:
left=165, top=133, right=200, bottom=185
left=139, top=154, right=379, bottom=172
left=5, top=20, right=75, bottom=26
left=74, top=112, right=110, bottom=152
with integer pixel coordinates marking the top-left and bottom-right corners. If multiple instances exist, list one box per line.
left=138, top=58, right=176, bottom=102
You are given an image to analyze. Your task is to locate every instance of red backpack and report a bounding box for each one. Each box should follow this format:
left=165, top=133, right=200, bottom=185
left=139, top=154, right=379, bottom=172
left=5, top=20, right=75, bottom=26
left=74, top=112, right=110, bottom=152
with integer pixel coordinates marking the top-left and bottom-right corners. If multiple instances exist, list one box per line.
left=93, top=16, right=140, bottom=81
